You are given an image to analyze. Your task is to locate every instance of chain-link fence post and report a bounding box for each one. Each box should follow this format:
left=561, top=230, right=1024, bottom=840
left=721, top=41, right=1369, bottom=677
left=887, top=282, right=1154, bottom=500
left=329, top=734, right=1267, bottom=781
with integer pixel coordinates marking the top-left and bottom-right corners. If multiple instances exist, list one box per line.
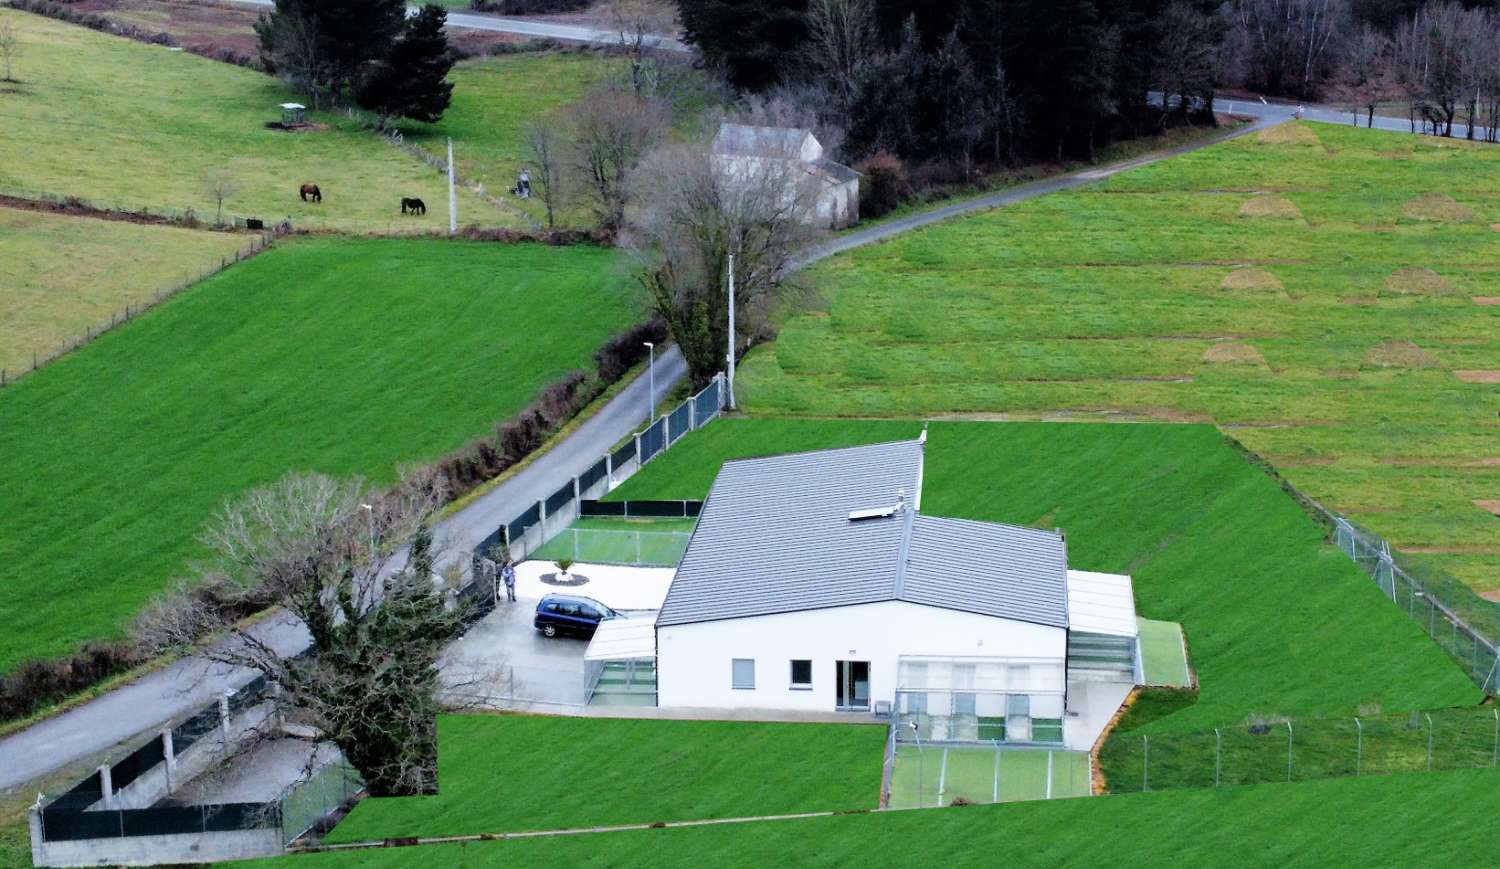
left=1214, top=728, right=1221, bottom=787
left=1354, top=717, right=1363, bottom=776
left=1493, top=709, right=1499, bottom=768
left=1286, top=721, right=1294, bottom=782
left=1142, top=735, right=1149, bottom=791
left=1426, top=713, right=1434, bottom=771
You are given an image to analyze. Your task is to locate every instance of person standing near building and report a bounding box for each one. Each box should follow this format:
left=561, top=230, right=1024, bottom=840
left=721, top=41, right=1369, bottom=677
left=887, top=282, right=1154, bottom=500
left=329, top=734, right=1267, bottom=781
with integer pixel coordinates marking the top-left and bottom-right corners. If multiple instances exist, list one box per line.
left=501, top=559, right=518, bottom=602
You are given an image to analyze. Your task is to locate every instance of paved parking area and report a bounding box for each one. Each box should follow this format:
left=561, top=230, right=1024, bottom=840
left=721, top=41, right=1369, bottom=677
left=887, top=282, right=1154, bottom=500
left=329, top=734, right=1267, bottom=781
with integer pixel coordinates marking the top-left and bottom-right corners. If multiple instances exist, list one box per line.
left=440, top=563, right=670, bottom=709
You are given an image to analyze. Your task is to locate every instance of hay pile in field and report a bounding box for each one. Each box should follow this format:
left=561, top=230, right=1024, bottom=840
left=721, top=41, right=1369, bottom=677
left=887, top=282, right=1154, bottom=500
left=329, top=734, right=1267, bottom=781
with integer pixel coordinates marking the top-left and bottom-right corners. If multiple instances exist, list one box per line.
left=1400, top=193, right=1476, bottom=222
left=1381, top=266, right=1454, bottom=296
left=1220, top=267, right=1284, bottom=292
left=1202, top=341, right=1267, bottom=365
left=1255, top=124, right=1320, bottom=146
left=1239, top=194, right=1303, bottom=219
left=1455, top=370, right=1500, bottom=383
left=1363, top=339, right=1440, bottom=369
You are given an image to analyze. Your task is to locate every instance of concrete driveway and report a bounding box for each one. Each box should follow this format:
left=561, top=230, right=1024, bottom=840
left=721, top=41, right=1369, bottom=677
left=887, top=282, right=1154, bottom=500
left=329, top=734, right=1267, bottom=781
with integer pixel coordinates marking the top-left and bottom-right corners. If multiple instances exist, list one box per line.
left=440, top=563, right=668, bottom=710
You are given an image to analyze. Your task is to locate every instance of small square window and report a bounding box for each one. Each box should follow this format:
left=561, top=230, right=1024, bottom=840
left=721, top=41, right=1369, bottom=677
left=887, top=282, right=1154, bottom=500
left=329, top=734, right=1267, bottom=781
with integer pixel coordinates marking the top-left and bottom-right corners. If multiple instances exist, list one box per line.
left=790, top=659, right=812, bottom=688
left=732, top=658, right=755, bottom=690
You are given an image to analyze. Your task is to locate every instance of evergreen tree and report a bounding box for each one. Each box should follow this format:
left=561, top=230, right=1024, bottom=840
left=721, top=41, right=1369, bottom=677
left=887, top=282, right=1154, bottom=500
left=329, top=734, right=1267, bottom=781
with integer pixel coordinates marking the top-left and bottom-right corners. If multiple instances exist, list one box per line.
left=677, top=0, right=810, bottom=90
left=255, top=0, right=407, bottom=105
left=357, top=4, right=456, bottom=124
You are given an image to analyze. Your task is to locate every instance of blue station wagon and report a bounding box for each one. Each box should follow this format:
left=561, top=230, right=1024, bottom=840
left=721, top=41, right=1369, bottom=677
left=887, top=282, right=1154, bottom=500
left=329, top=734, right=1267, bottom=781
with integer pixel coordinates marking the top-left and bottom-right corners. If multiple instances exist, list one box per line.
left=534, top=594, right=618, bottom=639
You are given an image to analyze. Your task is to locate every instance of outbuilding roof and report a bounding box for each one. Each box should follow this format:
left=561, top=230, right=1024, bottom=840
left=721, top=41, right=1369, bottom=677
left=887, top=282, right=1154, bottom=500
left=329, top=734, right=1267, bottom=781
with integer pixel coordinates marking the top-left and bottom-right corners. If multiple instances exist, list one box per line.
left=656, top=438, right=1070, bottom=628
left=711, top=123, right=813, bottom=158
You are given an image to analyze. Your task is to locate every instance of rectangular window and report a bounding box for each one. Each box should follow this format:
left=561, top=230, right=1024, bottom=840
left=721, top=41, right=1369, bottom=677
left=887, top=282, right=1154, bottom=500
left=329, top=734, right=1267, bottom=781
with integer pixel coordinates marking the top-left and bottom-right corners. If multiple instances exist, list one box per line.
left=790, top=659, right=812, bottom=689
left=731, top=658, right=755, bottom=690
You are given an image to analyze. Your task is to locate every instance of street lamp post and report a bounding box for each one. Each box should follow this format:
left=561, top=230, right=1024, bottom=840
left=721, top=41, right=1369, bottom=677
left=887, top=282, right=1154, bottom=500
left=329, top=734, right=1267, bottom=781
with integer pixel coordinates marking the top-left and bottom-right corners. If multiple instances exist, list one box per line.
left=643, top=341, right=656, bottom=424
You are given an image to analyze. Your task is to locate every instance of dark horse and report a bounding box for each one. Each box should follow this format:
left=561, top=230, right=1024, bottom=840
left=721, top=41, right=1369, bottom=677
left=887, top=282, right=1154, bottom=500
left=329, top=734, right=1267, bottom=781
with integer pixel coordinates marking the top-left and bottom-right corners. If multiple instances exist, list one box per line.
left=299, top=183, right=322, bottom=203
left=401, top=197, right=426, bottom=215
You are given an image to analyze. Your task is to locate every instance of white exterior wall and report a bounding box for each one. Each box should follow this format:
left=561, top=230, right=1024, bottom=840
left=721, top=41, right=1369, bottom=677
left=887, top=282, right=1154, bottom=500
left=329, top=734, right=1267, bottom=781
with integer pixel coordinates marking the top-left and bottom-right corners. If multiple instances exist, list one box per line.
left=656, top=601, right=1065, bottom=711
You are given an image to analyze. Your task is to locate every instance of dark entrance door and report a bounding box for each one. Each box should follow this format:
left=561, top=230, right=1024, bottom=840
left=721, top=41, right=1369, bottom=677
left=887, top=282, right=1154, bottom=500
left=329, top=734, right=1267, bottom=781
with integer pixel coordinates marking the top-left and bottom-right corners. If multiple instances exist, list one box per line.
left=835, top=660, right=870, bottom=710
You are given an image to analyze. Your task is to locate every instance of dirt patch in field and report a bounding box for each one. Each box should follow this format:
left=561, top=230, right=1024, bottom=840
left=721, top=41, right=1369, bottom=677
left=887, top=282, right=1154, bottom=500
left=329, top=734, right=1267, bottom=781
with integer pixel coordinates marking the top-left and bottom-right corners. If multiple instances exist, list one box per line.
left=1381, top=266, right=1455, bottom=296
left=1472, top=500, right=1500, bottom=516
left=1363, top=339, right=1440, bottom=369
left=1401, top=193, right=1477, bottom=223
left=1455, top=370, right=1500, bottom=383
left=1268, top=454, right=1337, bottom=466
left=1201, top=341, right=1267, bottom=365
left=1220, top=267, right=1284, bottom=292
left=1473, top=297, right=1500, bottom=305
left=1239, top=194, right=1303, bottom=219
left=1377, top=149, right=1413, bottom=160
left=1340, top=296, right=1379, bottom=305
left=1255, top=124, right=1320, bottom=146
left=71, top=0, right=263, bottom=58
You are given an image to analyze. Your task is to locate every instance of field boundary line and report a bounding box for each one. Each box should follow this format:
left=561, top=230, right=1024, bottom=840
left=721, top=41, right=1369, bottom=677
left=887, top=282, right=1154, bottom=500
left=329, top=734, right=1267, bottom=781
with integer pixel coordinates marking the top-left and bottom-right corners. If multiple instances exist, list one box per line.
left=296, top=809, right=849, bottom=854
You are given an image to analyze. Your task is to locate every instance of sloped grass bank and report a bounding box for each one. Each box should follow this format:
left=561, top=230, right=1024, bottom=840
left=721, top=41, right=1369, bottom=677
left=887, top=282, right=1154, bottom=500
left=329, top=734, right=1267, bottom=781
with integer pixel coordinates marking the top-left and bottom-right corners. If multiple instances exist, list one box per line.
left=324, top=715, right=886, bottom=842
left=0, top=236, right=636, bottom=674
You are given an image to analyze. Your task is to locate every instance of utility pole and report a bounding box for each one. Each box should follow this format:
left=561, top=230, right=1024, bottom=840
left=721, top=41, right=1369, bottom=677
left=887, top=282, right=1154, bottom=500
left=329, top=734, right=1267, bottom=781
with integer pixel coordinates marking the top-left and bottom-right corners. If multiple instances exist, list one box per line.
left=447, top=137, right=458, bottom=235
left=726, top=253, right=736, bottom=410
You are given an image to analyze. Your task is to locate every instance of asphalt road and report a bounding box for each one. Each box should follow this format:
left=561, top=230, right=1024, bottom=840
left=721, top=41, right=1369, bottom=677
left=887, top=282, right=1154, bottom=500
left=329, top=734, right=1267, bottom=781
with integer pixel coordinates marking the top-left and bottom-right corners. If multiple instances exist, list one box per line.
left=1, top=93, right=1469, bottom=794
left=219, top=0, right=688, bottom=52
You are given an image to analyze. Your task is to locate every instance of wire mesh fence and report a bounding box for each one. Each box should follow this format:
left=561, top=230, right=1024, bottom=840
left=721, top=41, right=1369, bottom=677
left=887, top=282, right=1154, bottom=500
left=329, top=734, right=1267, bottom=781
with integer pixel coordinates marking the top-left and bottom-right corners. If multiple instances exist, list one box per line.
left=278, top=757, right=363, bottom=846
left=1099, top=705, right=1500, bottom=794
left=532, top=528, right=691, bottom=567
left=1331, top=517, right=1500, bottom=693
left=888, top=745, right=1092, bottom=809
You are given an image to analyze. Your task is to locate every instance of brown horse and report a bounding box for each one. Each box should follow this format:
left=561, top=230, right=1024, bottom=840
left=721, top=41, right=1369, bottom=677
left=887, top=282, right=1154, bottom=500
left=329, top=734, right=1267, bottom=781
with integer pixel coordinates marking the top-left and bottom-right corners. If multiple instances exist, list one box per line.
left=299, top=183, right=322, bottom=203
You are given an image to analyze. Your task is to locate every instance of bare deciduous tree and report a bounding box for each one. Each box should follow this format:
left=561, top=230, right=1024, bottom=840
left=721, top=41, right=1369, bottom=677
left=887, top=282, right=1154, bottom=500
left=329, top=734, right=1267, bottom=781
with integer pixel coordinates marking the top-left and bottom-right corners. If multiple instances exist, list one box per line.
left=601, top=0, right=675, bottom=98
left=135, top=469, right=477, bottom=797
left=803, top=0, right=876, bottom=131
left=0, top=20, right=22, bottom=83
left=523, top=118, right=566, bottom=229
left=1155, top=1, right=1226, bottom=124
left=622, top=137, right=820, bottom=386
left=1332, top=23, right=1401, bottom=129
left=1395, top=2, right=1485, bottom=138
left=565, top=87, right=668, bottom=232
left=1231, top=0, right=1350, bottom=99
left=203, top=170, right=241, bottom=226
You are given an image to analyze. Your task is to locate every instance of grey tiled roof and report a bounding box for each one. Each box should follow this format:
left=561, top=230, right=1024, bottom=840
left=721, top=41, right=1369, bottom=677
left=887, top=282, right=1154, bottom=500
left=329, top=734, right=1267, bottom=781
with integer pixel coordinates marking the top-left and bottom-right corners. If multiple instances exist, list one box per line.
left=711, top=123, right=811, bottom=157
left=813, top=156, right=861, bottom=183
left=656, top=439, right=1069, bottom=628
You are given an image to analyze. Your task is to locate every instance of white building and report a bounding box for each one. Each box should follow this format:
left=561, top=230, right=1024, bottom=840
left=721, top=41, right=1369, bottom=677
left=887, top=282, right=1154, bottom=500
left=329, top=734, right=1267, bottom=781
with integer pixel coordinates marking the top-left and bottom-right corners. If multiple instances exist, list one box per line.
left=651, top=436, right=1141, bottom=750
left=710, top=123, right=860, bottom=229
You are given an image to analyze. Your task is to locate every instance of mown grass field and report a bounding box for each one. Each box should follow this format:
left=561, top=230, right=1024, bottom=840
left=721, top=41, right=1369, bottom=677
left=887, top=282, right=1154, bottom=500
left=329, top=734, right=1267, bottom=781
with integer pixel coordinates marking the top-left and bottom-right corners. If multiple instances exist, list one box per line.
left=244, top=767, right=1500, bottom=867
left=740, top=122, right=1500, bottom=604
left=0, top=236, right=637, bottom=674
left=610, top=419, right=1480, bottom=729
left=888, top=747, right=1091, bottom=809
left=399, top=51, right=619, bottom=227
left=0, top=205, right=250, bottom=373
left=325, top=715, right=886, bottom=842
left=0, top=9, right=499, bottom=232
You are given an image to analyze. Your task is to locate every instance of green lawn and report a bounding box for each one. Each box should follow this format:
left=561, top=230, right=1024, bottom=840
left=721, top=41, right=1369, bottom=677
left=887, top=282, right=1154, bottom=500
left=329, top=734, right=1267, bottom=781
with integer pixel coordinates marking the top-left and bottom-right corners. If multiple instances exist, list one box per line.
left=324, top=714, right=887, bottom=842
left=0, top=236, right=638, bottom=674
left=398, top=52, right=620, bottom=228
left=0, top=205, right=250, bottom=373
left=611, top=418, right=1480, bottom=729
left=0, top=9, right=500, bottom=232
left=739, top=121, right=1500, bottom=611
left=242, top=767, right=1500, bottom=867
left=1102, top=702, right=1500, bottom=794
left=889, top=746, right=1091, bottom=809
left=1137, top=618, right=1192, bottom=688
left=531, top=516, right=696, bottom=566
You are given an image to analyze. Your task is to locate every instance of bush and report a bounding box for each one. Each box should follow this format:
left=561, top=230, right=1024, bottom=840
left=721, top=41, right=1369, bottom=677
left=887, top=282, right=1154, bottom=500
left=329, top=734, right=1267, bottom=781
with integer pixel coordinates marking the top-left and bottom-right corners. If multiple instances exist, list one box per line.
left=593, top=319, right=669, bottom=383
left=0, top=640, right=144, bottom=721
left=852, top=152, right=908, bottom=219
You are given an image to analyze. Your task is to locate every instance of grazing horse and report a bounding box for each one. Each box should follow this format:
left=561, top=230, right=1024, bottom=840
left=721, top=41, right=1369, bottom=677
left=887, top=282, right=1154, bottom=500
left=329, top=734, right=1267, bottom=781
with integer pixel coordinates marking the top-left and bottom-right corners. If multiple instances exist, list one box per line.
left=401, top=197, right=426, bottom=215
left=299, top=183, right=322, bottom=203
